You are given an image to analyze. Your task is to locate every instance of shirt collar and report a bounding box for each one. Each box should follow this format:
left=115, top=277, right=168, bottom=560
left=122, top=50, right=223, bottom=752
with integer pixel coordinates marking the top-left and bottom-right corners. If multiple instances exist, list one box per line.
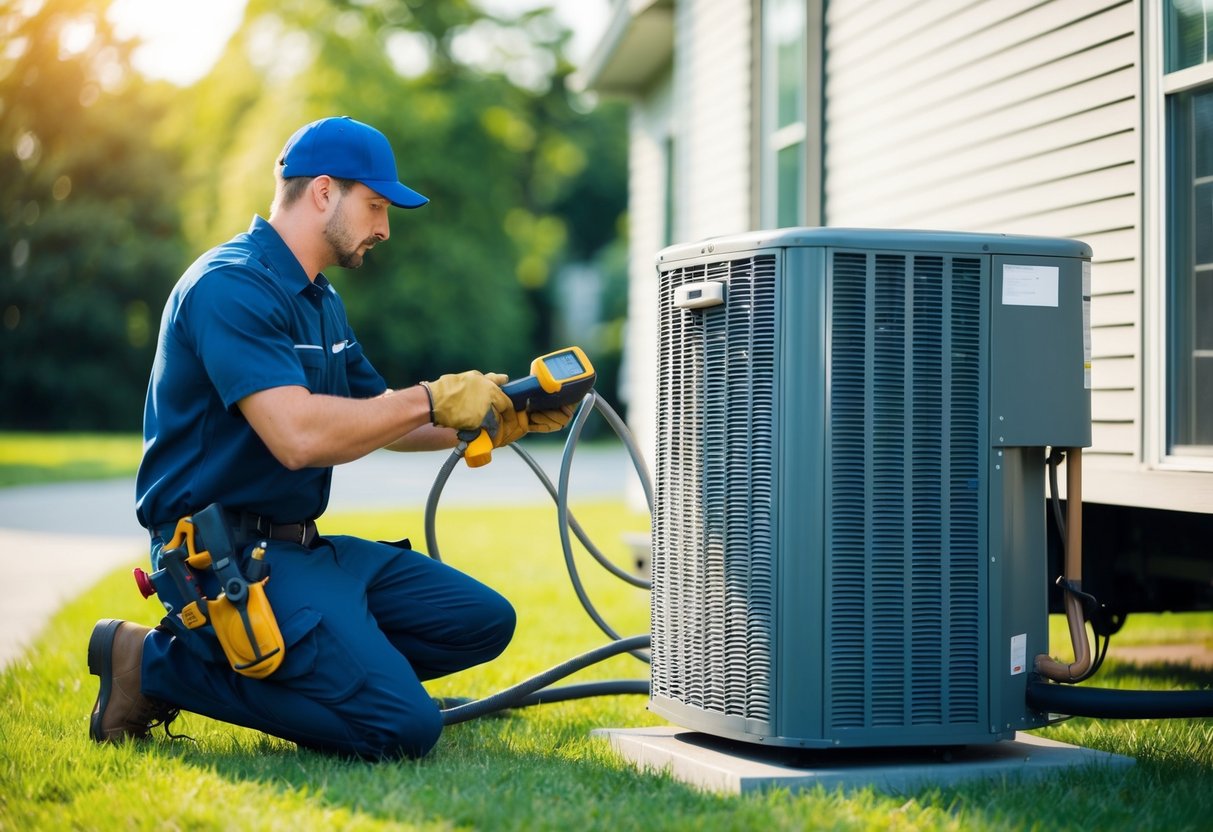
left=246, top=215, right=328, bottom=295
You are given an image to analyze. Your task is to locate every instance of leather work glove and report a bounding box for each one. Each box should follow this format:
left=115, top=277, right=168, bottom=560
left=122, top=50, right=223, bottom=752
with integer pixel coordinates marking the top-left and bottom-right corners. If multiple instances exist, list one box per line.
left=481, top=376, right=574, bottom=447
left=421, top=371, right=513, bottom=433
left=526, top=405, right=576, bottom=434
left=486, top=373, right=529, bottom=448
left=491, top=403, right=529, bottom=448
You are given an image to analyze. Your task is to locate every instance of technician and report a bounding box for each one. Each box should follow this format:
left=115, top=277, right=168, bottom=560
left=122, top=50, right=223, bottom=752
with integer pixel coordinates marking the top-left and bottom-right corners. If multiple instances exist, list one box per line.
left=87, top=116, right=571, bottom=759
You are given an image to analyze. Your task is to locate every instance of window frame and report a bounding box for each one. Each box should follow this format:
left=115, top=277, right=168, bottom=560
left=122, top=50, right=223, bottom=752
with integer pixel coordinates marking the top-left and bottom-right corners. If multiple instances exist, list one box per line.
left=759, top=0, right=813, bottom=229
left=1145, top=0, right=1213, bottom=470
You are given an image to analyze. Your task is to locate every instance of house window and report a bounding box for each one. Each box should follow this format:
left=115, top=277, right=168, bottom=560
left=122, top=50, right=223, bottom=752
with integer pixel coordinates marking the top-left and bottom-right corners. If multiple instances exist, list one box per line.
left=761, top=0, right=807, bottom=228
left=663, top=134, right=676, bottom=247
left=1165, top=1, right=1213, bottom=452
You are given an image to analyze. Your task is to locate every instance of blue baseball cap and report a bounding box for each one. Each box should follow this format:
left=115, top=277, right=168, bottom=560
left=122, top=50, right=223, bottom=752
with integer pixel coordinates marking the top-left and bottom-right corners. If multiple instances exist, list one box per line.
left=279, top=116, right=429, bottom=209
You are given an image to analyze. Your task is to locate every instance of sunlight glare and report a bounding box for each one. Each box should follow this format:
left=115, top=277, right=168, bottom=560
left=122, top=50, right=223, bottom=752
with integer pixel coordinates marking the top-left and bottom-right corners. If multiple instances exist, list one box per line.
left=102, top=0, right=607, bottom=87
left=106, top=0, right=246, bottom=86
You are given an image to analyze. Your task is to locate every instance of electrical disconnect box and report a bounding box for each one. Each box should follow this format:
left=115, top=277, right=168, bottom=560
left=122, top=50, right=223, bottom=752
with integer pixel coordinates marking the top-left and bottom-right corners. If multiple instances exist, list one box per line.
left=650, top=228, right=1091, bottom=748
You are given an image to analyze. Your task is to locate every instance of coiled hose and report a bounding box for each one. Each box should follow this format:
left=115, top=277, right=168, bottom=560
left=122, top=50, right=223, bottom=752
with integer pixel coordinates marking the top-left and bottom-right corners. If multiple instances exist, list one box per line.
left=422, top=391, right=653, bottom=724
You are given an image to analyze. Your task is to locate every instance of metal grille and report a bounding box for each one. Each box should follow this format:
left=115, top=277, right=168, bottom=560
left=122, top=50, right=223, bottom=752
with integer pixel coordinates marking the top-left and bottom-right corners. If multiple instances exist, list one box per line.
left=826, top=251, right=984, bottom=730
left=652, top=244, right=985, bottom=739
left=651, top=254, right=777, bottom=722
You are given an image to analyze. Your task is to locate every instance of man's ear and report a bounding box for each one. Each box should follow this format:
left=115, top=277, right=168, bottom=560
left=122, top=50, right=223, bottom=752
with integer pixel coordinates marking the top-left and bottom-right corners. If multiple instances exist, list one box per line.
left=310, top=175, right=334, bottom=210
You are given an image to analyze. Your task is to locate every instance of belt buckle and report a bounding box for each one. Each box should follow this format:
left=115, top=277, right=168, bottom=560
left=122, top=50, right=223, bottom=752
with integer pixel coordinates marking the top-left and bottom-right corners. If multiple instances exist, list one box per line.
left=251, top=513, right=274, bottom=542
left=251, top=513, right=310, bottom=545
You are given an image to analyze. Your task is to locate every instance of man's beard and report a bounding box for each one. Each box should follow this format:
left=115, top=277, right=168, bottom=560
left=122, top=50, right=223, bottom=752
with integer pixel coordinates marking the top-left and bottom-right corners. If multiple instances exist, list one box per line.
left=324, top=200, right=378, bottom=269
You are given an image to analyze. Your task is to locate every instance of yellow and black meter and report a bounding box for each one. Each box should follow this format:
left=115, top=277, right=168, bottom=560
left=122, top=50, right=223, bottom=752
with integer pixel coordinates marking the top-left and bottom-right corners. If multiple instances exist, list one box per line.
left=500, top=346, right=596, bottom=412
left=464, top=346, right=596, bottom=467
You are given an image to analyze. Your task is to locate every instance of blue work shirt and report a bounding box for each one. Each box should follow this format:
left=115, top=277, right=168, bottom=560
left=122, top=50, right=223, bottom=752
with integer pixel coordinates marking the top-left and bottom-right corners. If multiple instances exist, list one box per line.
left=136, top=216, right=388, bottom=531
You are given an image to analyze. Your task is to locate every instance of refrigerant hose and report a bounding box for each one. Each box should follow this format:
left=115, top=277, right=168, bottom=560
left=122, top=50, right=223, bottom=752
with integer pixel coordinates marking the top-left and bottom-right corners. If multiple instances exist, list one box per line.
left=1026, top=677, right=1213, bottom=719
left=424, top=402, right=1213, bottom=724
left=423, top=391, right=653, bottom=724
left=1029, top=447, right=1213, bottom=717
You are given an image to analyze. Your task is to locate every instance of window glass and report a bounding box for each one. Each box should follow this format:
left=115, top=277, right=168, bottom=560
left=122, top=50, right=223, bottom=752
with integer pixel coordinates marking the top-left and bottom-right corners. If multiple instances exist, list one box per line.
left=662, top=135, right=676, bottom=247
left=762, top=0, right=807, bottom=227
left=1166, top=0, right=1213, bottom=72
left=1167, top=88, right=1213, bottom=449
left=777, top=143, right=803, bottom=228
left=771, top=0, right=806, bottom=130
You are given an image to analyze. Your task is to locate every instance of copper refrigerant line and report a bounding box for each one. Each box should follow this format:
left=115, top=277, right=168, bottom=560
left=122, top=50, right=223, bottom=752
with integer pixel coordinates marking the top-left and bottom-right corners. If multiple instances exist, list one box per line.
left=1035, top=447, right=1092, bottom=683
left=1025, top=449, right=1212, bottom=718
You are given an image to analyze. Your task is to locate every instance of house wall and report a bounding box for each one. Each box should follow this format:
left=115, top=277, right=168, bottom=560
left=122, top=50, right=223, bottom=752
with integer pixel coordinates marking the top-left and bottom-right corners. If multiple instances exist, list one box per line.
left=622, top=73, right=672, bottom=494
left=622, top=0, right=755, bottom=500
left=674, top=0, right=755, bottom=241
left=617, top=0, right=1212, bottom=513
left=823, top=0, right=1142, bottom=497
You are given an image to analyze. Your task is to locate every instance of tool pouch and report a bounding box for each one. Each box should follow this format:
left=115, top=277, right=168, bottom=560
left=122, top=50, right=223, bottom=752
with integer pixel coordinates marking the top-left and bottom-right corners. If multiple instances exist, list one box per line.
left=140, top=503, right=287, bottom=679
left=207, top=581, right=285, bottom=679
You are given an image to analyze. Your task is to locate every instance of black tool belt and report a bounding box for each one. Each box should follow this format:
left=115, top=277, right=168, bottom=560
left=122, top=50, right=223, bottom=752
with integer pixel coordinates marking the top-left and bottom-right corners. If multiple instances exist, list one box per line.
left=155, top=510, right=317, bottom=549
left=224, top=510, right=318, bottom=547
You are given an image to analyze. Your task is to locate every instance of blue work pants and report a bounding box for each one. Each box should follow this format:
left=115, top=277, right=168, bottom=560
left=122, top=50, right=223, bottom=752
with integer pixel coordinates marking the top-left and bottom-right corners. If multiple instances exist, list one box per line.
left=140, top=534, right=516, bottom=758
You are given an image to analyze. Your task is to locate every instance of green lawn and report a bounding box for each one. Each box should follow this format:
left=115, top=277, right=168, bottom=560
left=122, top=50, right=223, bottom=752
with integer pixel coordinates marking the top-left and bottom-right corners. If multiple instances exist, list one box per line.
left=0, top=432, right=143, bottom=487
left=2, top=435, right=1212, bottom=829
left=2, top=499, right=1212, bottom=831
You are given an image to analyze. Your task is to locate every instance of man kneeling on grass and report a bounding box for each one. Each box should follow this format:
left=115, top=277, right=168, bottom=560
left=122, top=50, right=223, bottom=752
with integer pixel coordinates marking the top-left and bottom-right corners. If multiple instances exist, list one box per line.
left=87, top=116, right=570, bottom=758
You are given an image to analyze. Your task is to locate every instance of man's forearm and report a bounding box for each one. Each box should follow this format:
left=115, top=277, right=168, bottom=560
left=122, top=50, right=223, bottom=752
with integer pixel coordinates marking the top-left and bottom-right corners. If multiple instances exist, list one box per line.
left=384, top=421, right=458, bottom=452
left=239, top=384, right=435, bottom=469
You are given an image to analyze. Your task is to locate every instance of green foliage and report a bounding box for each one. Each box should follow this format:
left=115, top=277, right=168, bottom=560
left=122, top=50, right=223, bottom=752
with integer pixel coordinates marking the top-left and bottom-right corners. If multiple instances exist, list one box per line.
left=0, top=0, right=628, bottom=426
left=0, top=0, right=187, bottom=429
left=154, top=0, right=628, bottom=387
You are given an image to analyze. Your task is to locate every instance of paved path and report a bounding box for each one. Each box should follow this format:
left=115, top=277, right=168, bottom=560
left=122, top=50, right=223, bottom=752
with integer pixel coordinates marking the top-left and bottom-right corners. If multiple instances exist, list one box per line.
left=0, top=443, right=640, bottom=668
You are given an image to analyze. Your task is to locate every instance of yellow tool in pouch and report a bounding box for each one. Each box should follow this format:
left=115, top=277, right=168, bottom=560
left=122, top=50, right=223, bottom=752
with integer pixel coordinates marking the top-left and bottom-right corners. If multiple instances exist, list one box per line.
left=157, top=506, right=286, bottom=680
left=208, top=576, right=285, bottom=679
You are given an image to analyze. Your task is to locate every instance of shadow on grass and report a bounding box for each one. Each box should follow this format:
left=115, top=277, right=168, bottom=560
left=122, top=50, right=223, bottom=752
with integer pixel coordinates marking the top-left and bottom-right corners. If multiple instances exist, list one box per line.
left=124, top=710, right=744, bottom=830
left=1095, top=658, right=1213, bottom=688
left=110, top=703, right=1213, bottom=832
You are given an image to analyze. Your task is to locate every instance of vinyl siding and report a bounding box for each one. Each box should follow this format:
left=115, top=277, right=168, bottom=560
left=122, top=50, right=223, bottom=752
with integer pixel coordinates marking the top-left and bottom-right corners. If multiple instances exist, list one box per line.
left=623, top=73, right=673, bottom=505
left=622, top=0, right=754, bottom=503
left=606, top=0, right=1213, bottom=512
left=675, top=0, right=753, bottom=241
left=823, top=0, right=1141, bottom=469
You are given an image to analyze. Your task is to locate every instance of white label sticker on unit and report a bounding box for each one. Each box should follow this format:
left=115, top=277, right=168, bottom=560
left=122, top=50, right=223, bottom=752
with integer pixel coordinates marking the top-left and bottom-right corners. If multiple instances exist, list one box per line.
left=1010, top=633, right=1027, bottom=676
left=1002, top=264, right=1059, bottom=307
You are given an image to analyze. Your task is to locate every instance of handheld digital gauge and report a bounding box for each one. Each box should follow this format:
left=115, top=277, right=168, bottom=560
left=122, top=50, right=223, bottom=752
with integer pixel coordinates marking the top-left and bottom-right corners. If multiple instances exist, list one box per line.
left=501, top=346, right=596, bottom=412
left=463, top=346, right=596, bottom=467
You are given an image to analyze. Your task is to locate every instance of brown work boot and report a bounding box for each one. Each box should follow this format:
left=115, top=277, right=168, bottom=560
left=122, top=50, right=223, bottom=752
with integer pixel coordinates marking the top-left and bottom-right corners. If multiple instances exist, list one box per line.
left=88, top=619, right=175, bottom=742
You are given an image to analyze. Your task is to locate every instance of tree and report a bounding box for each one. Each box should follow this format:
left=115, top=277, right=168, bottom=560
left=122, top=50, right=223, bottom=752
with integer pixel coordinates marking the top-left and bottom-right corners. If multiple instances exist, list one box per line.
left=0, top=0, right=186, bottom=429
left=0, top=0, right=629, bottom=429
left=162, top=0, right=627, bottom=388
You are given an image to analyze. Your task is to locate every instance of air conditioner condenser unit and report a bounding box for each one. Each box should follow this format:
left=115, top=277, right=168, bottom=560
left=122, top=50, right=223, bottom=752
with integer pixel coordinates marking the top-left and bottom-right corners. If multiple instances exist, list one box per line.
left=650, top=227, right=1092, bottom=749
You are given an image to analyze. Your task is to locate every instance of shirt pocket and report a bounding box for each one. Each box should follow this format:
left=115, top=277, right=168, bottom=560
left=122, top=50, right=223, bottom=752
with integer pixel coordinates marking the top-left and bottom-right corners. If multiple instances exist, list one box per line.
left=294, top=346, right=326, bottom=392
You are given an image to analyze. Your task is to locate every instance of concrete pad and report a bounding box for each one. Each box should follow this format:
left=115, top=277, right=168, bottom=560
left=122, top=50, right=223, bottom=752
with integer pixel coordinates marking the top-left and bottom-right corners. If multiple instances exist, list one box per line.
left=593, top=726, right=1134, bottom=795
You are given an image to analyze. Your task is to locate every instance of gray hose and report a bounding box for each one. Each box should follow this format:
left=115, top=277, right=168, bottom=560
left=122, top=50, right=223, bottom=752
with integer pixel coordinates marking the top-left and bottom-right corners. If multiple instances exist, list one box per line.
left=423, top=390, right=652, bottom=657
left=419, top=388, right=655, bottom=721
left=423, top=438, right=469, bottom=563
left=509, top=440, right=648, bottom=589
left=441, top=635, right=651, bottom=724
